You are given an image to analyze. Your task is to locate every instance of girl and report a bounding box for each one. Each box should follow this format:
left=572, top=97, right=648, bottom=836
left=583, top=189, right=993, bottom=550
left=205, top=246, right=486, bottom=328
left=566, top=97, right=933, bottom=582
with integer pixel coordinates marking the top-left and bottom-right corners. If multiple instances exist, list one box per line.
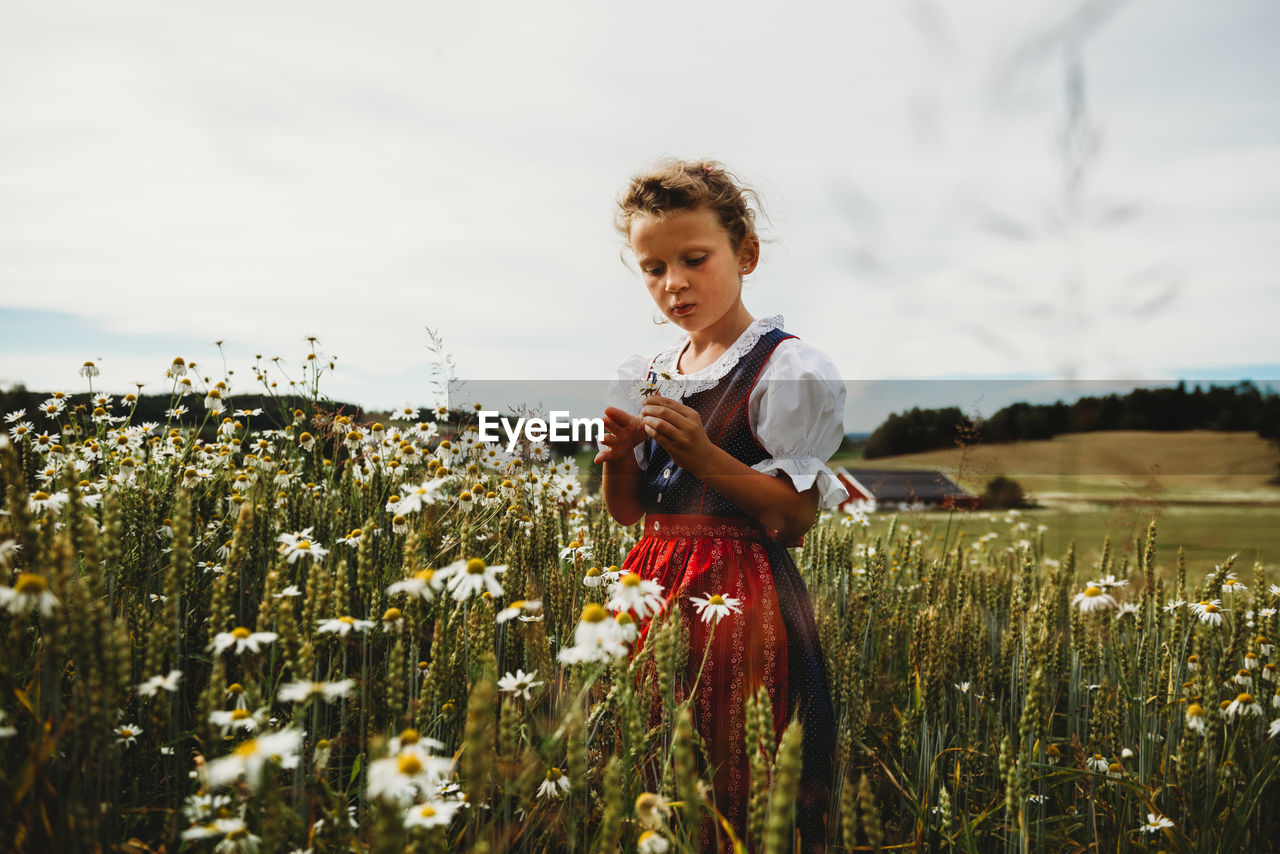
left=594, top=159, right=848, bottom=853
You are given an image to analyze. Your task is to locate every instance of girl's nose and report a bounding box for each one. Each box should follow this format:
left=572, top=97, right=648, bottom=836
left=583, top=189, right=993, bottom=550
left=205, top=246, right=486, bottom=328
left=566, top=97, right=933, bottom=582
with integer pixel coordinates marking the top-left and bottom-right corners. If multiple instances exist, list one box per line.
left=663, top=271, right=688, bottom=291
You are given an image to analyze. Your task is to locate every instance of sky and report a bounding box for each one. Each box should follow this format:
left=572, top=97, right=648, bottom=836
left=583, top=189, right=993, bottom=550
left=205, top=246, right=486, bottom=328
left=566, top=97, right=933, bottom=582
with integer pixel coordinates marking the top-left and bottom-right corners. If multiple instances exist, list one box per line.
left=1, top=0, right=1277, bottom=430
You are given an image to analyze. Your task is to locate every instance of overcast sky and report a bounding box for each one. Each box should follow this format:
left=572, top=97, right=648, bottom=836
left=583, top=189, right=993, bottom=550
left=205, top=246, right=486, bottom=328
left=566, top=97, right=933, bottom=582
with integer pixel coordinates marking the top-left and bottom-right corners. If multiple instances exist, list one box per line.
left=1, top=0, right=1276, bottom=429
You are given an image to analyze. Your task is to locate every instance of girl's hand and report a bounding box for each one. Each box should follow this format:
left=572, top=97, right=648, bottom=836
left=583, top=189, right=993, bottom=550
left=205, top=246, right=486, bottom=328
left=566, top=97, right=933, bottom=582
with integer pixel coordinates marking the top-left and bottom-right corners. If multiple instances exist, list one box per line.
left=593, top=406, right=647, bottom=465
left=638, top=395, right=714, bottom=472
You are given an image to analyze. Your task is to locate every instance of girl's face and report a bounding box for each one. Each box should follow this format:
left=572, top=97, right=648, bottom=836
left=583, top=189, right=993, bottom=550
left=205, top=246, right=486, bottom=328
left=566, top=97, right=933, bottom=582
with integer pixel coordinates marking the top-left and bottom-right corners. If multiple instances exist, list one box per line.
left=629, top=207, right=759, bottom=342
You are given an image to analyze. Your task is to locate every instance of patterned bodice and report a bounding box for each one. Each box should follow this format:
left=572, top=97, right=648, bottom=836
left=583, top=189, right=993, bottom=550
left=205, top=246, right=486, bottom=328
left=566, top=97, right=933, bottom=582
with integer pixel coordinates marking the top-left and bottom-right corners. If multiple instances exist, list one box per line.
left=641, top=326, right=796, bottom=517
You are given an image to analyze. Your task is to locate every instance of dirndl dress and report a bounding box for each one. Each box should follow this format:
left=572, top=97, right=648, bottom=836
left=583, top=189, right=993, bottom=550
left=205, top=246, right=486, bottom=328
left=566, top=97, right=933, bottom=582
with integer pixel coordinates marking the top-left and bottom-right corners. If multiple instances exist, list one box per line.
left=615, top=322, right=843, bottom=853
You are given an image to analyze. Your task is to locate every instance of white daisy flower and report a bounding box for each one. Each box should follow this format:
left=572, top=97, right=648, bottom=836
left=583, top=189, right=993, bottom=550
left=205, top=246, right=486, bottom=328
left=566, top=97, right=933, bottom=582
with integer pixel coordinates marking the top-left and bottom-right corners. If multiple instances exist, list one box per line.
left=278, top=679, right=356, bottom=704
left=277, top=528, right=329, bottom=564
left=0, top=573, right=60, bottom=617
left=536, top=767, right=571, bottom=799
left=437, top=557, right=505, bottom=602
left=387, top=568, right=442, bottom=601
left=137, top=669, right=183, bottom=697
left=1072, top=586, right=1117, bottom=613
left=209, top=707, right=266, bottom=735
left=1225, top=692, right=1263, bottom=721
left=204, top=728, right=305, bottom=790
left=210, top=627, right=278, bottom=656
left=1141, top=813, right=1174, bottom=833
left=637, top=830, right=671, bottom=853
left=114, top=723, right=143, bottom=746
left=317, top=616, right=376, bottom=636
left=688, top=592, right=742, bottom=625
left=367, top=746, right=453, bottom=806
left=402, top=799, right=461, bottom=830
left=606, top=572, right=665, bottom=619
left=558, top=603, right=629, bottom=664
left=495, top=599, right=542, bottom=623
left=497, top=669, right=543, bottom=701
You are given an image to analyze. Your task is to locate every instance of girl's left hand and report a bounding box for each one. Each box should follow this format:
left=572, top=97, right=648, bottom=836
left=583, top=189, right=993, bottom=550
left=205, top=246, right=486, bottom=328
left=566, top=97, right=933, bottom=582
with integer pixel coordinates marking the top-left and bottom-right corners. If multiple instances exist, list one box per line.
left=640, top=395, right=714, bottom=472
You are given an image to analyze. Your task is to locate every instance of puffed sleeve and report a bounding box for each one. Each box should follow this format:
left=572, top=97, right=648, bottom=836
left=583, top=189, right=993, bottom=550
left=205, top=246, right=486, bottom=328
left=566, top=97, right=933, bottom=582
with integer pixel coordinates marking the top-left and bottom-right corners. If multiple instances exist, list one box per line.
left=600, top=353, right=652, bottom=470
left=748, top=340, right=849, bottom=509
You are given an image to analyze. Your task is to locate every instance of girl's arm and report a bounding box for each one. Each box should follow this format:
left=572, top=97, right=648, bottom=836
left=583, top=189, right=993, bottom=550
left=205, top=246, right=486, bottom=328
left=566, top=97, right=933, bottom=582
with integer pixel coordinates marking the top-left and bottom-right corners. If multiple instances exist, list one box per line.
left=594, top=406, right=647, bottom=526
left=639, top=396, right=820, bottom=542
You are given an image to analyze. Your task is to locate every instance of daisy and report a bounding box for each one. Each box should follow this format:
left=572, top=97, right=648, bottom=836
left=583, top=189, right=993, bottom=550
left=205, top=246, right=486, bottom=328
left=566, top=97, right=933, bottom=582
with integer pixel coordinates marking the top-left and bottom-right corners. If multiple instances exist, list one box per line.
left=366, top=746, right=453, bottom=806
left=277, top=528, right=329, bottom=564
left=635, top=792, right=672, bottom=830
left=317, top=616, right=376, bottom=636
left=1116, top=602, right=1140, bottom=619
left=1072, top=586, right=1117, bottom=613
left=632, top=376, right=684, bottom=403
left=688, top=592, right=743, bottom=625
left=537, top=767, right=571, bottom=799
left=497, top=669, right=543, bottom=701
left=278, top=679, right=356, bottom=704
left=382, top=607, right=404, bottom=633
left=495, top=598, right=542, bottom=623
left=387, top=568, right=442, bottom=601
left=1197, top=603, right=1225, bottom=626
left=1221, top=575, right=1248, bottom=595
left=1086, top=754, right=1109, bottom=773
left=209, top=707, right=265, bottom=735
left=1185, top=704, right=1207, bottom=734
left=114, top=723, right=143, bottom=746
left=438, top=557, right=506, bottom=601
left=1141, top=813, right=1174, bottom=833
left=272, top=585, right=302, bottom=599
left=1092, top=574, right=1128, bottom=591
left=394, top=479, right=446, bottom=515
left=0, top=573, right=60, bottom=617
left=582, top=566, right=604, bottom=588
left=606, top=572, right=666, bottom=619
left=615, top=611, right=639, bottom=643
left=137, top=669, right=183, bottom=697
left=559, top=540, right=594, bottom=562
left=638, top=831, right=671, bottom=854
left=558, top=603, right=629, bottom=663
left=1225, top=692, right=1263, bottom=721
left=402, top=799, right=461, bottom=830
left=204, top=728, right=305, bottom=790
left=210, top=627, right=278, bottom=656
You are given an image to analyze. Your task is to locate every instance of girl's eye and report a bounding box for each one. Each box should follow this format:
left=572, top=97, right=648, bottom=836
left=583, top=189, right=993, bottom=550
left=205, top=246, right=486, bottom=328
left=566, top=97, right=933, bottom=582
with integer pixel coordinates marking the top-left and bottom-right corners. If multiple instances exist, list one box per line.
left=687, top=256, right=707, bottom=266
left=644, top=265, right=664, bottom=277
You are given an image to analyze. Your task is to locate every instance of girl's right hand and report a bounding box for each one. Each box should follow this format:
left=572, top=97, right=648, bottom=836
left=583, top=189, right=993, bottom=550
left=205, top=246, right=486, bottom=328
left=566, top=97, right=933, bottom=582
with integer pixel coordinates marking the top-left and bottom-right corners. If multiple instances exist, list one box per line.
left=592, top=406, right=647, bottom=464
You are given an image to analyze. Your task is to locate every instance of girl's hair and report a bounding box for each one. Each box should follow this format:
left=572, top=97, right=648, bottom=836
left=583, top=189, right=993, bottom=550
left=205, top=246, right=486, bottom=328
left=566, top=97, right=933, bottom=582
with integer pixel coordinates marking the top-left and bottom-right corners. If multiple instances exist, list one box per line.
left=615, top=158, right=762, bottom=251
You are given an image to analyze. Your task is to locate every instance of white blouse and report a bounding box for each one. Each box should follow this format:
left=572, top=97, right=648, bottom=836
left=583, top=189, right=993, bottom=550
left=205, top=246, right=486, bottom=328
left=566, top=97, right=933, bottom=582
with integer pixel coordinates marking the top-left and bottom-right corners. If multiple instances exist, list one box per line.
left=603, top=315, right=850, bottom=510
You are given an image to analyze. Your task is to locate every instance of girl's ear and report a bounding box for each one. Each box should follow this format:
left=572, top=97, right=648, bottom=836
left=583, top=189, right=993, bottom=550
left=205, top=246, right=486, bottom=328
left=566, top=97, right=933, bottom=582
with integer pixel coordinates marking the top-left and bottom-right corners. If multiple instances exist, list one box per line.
left=738, top=234, right=761, bottom=275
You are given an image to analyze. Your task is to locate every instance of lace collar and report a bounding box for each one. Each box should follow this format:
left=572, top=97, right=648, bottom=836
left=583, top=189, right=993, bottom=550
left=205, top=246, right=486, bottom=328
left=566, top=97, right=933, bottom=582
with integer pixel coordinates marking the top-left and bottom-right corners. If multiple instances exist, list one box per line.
left=650, top=315, right=785, bottom=397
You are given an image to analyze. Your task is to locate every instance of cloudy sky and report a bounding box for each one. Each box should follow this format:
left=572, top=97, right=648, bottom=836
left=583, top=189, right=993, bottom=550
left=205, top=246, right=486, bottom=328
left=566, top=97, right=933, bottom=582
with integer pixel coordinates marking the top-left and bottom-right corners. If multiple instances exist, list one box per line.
left=2, top=0, right=1276, bottom=429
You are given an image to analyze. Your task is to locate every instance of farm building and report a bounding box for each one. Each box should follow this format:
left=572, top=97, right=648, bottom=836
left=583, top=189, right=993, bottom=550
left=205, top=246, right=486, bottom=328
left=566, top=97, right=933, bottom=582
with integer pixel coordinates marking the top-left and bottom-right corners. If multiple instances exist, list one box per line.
left=835, top=467, right=979, bottom=513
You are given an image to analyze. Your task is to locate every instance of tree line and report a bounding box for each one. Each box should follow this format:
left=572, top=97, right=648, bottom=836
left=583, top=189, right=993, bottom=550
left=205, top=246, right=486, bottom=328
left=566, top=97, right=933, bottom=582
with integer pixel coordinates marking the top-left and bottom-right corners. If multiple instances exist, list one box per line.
left=863, top=381, right=1280, bottom=459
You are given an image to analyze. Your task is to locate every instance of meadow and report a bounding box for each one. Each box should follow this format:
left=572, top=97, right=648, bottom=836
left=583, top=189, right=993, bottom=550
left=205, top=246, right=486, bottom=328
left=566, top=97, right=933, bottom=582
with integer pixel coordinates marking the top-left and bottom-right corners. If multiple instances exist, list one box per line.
left=1, top=360, right=1278, bottom=853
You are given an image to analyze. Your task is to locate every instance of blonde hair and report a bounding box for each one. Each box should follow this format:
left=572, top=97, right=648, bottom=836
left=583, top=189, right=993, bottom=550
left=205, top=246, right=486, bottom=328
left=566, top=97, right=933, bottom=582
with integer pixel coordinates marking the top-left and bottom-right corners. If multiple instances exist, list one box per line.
left=615, top=158, right=762, bottom=251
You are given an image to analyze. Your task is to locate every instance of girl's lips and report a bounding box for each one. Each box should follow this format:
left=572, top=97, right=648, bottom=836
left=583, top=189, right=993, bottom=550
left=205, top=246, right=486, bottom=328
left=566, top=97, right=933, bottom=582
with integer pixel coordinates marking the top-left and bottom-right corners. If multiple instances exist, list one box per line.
left=672, top=304, right=694, bottom=317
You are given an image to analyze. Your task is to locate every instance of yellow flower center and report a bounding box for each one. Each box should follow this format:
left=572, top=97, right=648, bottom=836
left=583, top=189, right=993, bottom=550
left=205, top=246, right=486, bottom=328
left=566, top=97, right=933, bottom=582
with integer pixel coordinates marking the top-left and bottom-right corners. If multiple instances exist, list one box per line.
left=419, top=806, right=437, bottom=818
left=414, top=569, right=435, bottom=583
left=15, top=573, right=48, bottom=594
left=399, top=728, right=420, bottom=745
left=234, top=740, right=259, bottom=758
left=398, top=753, right=423, bottom=775
left=231, top=709, right=251, bottom=721
left=296, top=540, right=311, bottom=551
left=621, top=573, right=641, bottom=588
left=231, top=627, right=251, bottom=640
left=1083, top=586, right=1102, bottom=597
left=616, top=612, right=636, bottom=626
left=227, top=683, right=244, bottom=695
left=581, top=603, right=608, bottom=623
left=1205, top=604, right=1220, bottom=613
left=466, top=558, right=487, bottom=575
left=546, top=767, right=562, bottom=781
left=383, top=608, right=402, bottom=622
left=339, top=616, right=354, bottom=625
left=1187, top=703, right=1205, bottom=717
left=567, top=540, right=580, bottom=550
left=32, top=491, right=50, bottom=502
left=708, top=595, right=726, bottom=606
left=1236, top=692, right=1254, bottom=704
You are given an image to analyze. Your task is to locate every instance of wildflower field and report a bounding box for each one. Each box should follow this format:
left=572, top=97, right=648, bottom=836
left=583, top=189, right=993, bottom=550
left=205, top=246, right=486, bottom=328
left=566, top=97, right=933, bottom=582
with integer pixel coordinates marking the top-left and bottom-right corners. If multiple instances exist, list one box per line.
left=1, top=356, right=1278, bottom=853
